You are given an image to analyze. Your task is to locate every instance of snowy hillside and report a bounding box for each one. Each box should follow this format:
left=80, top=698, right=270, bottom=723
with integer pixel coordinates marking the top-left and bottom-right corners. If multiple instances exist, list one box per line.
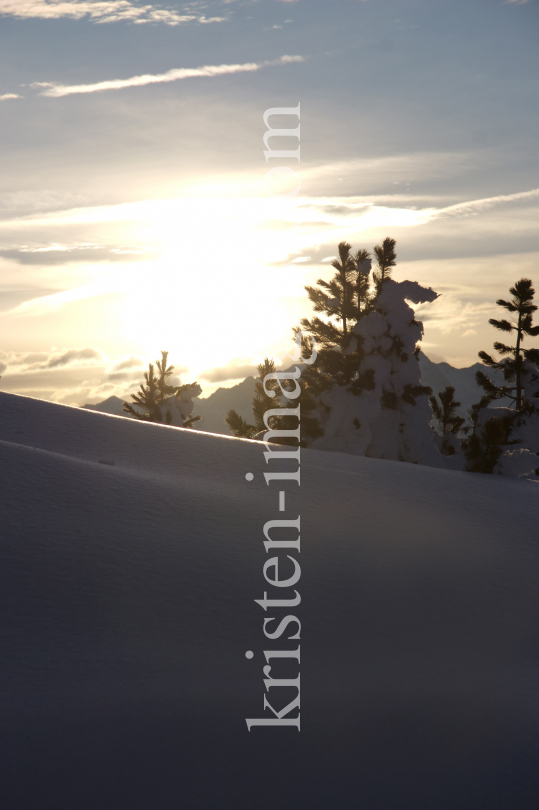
left=1, top=391, right=538, bottom=809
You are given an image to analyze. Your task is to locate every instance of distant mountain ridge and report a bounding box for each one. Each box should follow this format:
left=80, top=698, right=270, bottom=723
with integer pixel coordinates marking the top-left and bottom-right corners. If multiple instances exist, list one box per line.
left=82, top=395, right=127, bottom=417
left=82, top=355, right=507, bottom=433
left=417, top=353, right=510, bottom=414
left=82, top=378, right=257, bottom=435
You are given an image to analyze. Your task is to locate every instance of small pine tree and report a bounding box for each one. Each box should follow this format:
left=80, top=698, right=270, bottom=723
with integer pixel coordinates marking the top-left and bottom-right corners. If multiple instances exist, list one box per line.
left=123, top=361, right=162, bottom=422
left=462, top=414, right=515, bottom=473
left=477, top=278, right=539, bottom=411
left=429, top=385, right=465, bottom=456
left=462, top=395, right=492, bottom=436
left=225, top=358, right=280, bottom=439
left=225, top=357, right=323, bottom=446
left=123, top=351, right=201, bottom=426
left=251, top=358, right=284, bottom=432
left=429, top=386, right=465, bottom=436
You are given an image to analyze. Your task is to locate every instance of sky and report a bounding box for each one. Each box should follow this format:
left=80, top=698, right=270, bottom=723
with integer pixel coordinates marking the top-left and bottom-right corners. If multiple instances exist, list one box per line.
left=0, top=0, right=538, bottom=406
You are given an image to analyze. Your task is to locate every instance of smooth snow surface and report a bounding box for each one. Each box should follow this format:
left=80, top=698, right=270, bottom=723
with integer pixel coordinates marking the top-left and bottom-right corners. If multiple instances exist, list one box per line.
left=1, top=391, right=539, bottom=809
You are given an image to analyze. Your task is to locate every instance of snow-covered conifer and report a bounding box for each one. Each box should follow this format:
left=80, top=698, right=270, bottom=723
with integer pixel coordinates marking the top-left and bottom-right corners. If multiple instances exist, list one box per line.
left=310, top=277, right=442, bottom=465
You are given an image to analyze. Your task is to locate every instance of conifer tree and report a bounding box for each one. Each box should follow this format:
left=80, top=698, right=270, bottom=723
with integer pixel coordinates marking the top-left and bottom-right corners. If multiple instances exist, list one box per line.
left=296, top=238, right=440, bottom=463
left=225, top=358, right=280, bottom=439
left=477, top=278, right=539, bottom=411
left=225, top=357, right=323, bottom=446
left=302, top=242, right=355, bottom=344
left=298, top=241, right=372, bottom=393
left=155, top=351, right=177, bottom=405
left=429, top=386, right=465, bottom=436
left=123, top=361, right=162, bottom=422
left=123, top=351, right=201, bottom=427
left=373, top=237, right=397, bottom=291
left=462, top=395, right=492, bottom=437
left=429, top=385, right=465, bottom=456
left=251, top=358, right=284, bottom=432
left=462, top=414, right=515, bottom=473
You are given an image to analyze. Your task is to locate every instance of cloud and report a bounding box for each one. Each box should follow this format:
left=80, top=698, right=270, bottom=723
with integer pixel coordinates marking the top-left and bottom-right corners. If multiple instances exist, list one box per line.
left=504, top=0, right=531, bottom=5
left=435, top=187, right=539, bottom=219
left=0, top=93, right=20, bottom=100
left=4, top=283, right=114, bottom=316
left=33, top=55, right=305, bottom=97
left=25, top=347, right=108, bottom=370
left=0, top=1, right=223, bottom=26
left=106, top=355, right=166, bottom=383
left=0, top=347, right=192, bottom=405
left=108, top=355, right=145, bottom=372
left=0, top=244, right=155, bottom=265
left=200, top=362, right=258, bottom=383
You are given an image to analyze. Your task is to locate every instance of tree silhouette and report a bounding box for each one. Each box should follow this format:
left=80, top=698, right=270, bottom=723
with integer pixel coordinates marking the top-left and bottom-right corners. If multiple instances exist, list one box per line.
left=226, top=357, right=323, bottom=446
left=298, top=241, right=375, bottom=393
left=123, top=361, right=162, bottom=422
left=373, top=237, right=397, bottom=291
left=123, top=351, right=201, bottom=426
left=226, top=358, right=279, bottom=439
left=477, top=278, right=539, bottom=411
left=429, top=386, right=465, bottom=436
left=462, top=414, right=515, bottom=473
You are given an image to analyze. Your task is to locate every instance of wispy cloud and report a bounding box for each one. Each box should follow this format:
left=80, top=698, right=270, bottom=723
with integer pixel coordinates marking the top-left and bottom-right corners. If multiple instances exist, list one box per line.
left=33, top=55, right=305, bottom=97
left=435, top=187, right=539, bottom=218
left=0, top=242, right=155, bottom=265
left=0, top=1, right=223, bottom=26
left=5, top=283, right=114, bottom=316
left=0, top=93, right=20, bottom=100
left=504, top=0, right=531, bottom=5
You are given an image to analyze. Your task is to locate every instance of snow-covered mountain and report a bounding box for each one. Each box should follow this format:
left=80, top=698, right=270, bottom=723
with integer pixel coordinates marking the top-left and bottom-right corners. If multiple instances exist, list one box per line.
left=84, top=355, right=502, bottom=436
left=1, top=390, right=538, bottom=809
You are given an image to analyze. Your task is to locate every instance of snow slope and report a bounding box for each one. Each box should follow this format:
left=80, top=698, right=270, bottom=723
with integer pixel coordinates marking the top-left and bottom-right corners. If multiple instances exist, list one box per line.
left=1, top=391, right=538, bottom=809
